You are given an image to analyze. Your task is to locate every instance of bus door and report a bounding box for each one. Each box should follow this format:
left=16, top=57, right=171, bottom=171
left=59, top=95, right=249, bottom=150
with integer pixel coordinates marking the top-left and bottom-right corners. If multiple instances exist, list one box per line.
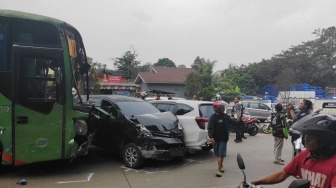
left=13, top=45, right=64, bottom=165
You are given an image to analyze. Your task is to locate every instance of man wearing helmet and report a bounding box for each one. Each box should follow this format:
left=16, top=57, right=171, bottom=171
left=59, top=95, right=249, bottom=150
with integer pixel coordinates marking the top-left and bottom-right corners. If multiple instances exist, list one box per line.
left=247, top=114, right=336, bottom=188
left=208, top=100, right=240, bottom=177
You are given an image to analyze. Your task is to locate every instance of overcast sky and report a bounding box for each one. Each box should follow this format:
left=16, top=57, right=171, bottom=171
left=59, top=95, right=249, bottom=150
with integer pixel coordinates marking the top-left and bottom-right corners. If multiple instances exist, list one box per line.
left=2, top=0, right=336, bottom=71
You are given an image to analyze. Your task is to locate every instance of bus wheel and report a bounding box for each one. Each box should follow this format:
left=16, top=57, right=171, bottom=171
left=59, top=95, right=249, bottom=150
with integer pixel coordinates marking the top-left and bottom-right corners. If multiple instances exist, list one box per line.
left=122, top=143, right=144, bottom=169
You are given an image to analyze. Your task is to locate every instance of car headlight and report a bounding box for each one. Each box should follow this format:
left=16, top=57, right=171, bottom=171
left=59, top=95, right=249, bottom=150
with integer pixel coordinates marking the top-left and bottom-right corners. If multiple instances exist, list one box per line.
left=178, top=122, right=183, bottom=130
left=136, top=124, right=152, bottom=137
left=75, top=120, right=88, bottom=135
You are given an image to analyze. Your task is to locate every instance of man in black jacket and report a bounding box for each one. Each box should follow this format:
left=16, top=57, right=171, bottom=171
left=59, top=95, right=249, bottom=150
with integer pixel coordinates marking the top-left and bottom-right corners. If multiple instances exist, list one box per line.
left=208, top=100, right=239, bottom=177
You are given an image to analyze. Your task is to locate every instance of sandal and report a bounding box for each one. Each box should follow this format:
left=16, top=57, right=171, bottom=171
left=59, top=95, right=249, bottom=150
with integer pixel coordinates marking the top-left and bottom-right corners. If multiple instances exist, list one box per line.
left=216, top=171, right=222, bottom=177
left=220, top=167, right=225, bottom=173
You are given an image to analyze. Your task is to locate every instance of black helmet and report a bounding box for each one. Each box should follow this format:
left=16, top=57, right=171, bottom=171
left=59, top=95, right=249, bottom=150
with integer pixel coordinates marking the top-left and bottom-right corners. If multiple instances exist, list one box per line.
left=292, top=113, right=336, bottom=158
left=274, top=104, right=283, bottom=112
left=291, top=113, right=336, bottom=135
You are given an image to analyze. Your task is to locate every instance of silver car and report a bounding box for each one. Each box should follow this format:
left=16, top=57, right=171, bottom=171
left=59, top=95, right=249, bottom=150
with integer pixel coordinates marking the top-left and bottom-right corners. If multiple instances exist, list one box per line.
left=241, top=101, right=272, bottom=122
left=227, top=101, right=272, bottom=122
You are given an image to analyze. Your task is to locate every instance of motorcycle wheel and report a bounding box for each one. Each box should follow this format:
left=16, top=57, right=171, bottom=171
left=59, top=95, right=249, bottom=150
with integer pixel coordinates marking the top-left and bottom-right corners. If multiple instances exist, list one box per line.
left=262, top=124, right=272, bottom=134
left=247, top=124, right=259, bottom=136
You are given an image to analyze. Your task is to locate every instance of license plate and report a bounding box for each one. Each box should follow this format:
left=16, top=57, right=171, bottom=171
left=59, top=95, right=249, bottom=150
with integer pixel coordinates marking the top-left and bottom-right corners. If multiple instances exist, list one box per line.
left=170, top=148, right=184, bottom=156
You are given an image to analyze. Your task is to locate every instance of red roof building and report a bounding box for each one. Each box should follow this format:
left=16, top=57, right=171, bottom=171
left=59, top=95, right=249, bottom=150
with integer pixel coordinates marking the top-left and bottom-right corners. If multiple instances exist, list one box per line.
left=134, top=66, right=195, bottom=97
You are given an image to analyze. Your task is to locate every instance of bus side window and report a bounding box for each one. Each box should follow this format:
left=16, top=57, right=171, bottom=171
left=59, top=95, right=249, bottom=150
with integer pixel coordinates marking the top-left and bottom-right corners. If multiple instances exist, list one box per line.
left=18, top=56, right=59, bottom=114
left=0, top=20, right=10, bottom=71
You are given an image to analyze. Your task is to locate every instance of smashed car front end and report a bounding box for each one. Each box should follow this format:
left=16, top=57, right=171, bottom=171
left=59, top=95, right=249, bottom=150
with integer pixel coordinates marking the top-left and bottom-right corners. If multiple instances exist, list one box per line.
left=132, top=112, right=185, bottom=160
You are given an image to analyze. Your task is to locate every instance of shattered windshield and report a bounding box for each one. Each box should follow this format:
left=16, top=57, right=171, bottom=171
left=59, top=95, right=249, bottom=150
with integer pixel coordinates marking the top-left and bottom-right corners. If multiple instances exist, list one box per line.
left=116, top=101, right=160, bottom=117
left=65, top=26, right=90, bottom=106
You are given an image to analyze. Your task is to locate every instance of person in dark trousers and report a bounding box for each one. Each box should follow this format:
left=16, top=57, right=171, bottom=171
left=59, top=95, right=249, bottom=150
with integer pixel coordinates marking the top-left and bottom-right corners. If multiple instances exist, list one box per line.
left=231, top=97, right=246, bottom=143
left=208, top=100, right=239, bottom=177
left=241, top=114, right=336, bottom=188
left=287, top=99, right=313, bottom=150
left=271, top=104, right=287, bottom=165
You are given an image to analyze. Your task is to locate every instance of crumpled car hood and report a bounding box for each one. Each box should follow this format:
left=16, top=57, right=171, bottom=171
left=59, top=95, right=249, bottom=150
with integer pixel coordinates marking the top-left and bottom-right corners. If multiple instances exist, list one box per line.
left=134, top=112, right=178, bottom=132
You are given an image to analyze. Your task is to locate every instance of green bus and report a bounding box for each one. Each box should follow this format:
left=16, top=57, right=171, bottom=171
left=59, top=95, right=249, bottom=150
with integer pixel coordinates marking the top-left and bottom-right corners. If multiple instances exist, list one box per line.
left=0, top=10, right=94, bottom=166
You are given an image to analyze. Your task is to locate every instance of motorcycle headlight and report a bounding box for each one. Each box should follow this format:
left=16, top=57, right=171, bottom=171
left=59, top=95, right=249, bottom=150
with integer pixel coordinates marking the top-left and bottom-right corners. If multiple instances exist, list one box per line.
left=75, top=120, right=88, bottom=135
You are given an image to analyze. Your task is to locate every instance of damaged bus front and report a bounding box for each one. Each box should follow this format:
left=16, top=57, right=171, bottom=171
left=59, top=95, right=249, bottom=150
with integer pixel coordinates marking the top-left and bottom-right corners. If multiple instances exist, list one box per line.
left=0, top=10, right=95, bottom=167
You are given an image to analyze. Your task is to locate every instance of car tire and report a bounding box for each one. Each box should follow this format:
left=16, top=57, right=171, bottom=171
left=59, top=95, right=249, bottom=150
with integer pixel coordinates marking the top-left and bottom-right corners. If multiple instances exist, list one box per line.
left=201, top=145, right=212, bottom=151
left=122, top=143, right=145, bottom=169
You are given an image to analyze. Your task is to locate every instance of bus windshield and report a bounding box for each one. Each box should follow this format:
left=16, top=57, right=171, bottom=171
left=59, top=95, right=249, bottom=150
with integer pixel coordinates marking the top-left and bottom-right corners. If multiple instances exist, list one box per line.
left=65, top=26, right=90, bottom=106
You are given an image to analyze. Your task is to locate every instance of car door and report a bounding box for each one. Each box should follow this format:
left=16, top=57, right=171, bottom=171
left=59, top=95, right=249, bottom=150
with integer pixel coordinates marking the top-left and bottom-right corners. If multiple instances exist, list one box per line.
left=97, top=99, right=121, bottom=149
left=248, top=102, right=261, bottom=118
left=173, top=103, right=197, bottom=147
left=258, top=103, right=271, bottom=119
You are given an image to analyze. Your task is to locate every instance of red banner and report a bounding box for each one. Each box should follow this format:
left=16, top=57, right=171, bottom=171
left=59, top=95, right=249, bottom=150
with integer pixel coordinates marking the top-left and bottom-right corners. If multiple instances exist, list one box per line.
left=107, top=76, right=122, bottom=83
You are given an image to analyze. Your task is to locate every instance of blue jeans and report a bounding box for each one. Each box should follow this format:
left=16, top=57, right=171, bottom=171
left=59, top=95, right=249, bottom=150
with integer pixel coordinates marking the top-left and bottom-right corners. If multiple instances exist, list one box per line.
left=213, top=141, right=227, bottom=158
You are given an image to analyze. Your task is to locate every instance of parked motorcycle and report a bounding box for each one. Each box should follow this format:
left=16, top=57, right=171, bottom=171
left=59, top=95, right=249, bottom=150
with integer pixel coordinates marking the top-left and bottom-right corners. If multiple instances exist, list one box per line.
left=262, top=116, right=272, bottom=134
left=287, top=119, right=304, bottom=158
left=230, top=117, right=260, bottom=136
left=262, top=114, right=294, bottom=134
left=237, top=153, right=310, bottom=188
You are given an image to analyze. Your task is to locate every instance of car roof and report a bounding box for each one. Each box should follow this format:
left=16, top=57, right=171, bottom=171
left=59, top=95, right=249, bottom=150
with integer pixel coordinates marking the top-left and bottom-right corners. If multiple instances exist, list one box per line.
left=149, top=99, right=213, bottom=105
left=145, top=97, right=186, bottom=101
left=88, top=95, right=144, bottom=103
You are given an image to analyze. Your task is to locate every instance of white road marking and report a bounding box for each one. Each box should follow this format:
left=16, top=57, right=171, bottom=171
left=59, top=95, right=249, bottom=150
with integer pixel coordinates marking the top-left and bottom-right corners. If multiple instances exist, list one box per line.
left=182, top=159, right=208, bottom=166
left=121, top=165, right=168, bottom=174
left=57, top=173, right=94, bottom=184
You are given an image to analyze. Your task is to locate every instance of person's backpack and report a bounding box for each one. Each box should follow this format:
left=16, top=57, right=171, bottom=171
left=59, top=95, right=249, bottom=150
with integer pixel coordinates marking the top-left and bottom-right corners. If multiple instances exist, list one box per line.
left=271, top=113, right=288, bottom=138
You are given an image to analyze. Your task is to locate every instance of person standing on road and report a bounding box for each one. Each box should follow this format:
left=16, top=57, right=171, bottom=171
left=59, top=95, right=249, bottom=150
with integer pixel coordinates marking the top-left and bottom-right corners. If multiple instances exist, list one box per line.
left=231, top=97, right=246, bottom=143
left=240, top=114, right=336, bottom=188
left=287, top=99, right=312, bottom=122
left=208, top=100, right=239, bottom=177
left=271, top=104, right=287, bottom=165
left=287, top=99, right=313, bottom=150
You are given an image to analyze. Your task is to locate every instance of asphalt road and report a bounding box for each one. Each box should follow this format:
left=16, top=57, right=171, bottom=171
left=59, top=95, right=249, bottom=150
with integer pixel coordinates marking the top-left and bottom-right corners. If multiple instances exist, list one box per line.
left=0, top=125, right=297, bottom=188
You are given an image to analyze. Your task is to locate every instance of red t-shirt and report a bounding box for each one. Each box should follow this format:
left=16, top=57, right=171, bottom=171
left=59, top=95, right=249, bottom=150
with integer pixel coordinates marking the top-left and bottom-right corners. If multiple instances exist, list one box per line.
left=284, top=149, right=336, bottom=188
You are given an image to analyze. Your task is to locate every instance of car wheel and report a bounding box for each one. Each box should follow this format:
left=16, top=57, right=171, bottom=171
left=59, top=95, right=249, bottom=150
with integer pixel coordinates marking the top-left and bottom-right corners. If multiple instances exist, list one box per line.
left=201, top=145, right=212, bottom=151
left=122, top=143, right=145, bottom=169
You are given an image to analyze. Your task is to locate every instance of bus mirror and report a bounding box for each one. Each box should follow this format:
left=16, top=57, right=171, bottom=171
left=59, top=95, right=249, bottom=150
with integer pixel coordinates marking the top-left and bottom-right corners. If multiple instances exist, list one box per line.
left=55, top=67, right=63, bottom=84
left=79, top=63, right=91, bottom=75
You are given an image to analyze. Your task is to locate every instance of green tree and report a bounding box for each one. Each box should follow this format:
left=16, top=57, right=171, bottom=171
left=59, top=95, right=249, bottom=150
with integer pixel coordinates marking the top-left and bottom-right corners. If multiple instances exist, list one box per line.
left=87, top=56, right=101, bottom=94
left=135, top=62, right=153, bottom=72
left=153, top=58, right=176, bottom=67
left=185, top=58, right=216, bottom=100
left=191, top=56, right=206, bottom=71
left=113, top=49, right=140, bottom=78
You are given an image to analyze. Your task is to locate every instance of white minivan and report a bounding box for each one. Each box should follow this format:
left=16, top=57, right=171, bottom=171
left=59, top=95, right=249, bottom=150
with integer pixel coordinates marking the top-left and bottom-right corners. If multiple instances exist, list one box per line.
left=150, top=100, right=214, bottom=151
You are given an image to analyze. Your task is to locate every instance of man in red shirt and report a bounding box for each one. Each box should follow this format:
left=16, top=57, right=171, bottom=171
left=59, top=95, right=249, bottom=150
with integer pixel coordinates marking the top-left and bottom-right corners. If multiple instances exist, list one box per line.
left=248, top=114, right=336, bottom=188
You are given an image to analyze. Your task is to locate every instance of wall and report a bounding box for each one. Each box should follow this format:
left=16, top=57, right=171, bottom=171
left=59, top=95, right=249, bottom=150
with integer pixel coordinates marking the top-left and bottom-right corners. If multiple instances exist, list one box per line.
left=146, top=83, right=185, bottom=98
